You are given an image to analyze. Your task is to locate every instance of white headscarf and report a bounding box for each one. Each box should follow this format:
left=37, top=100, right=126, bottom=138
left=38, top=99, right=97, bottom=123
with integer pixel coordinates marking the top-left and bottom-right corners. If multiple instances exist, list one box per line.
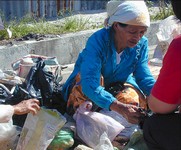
left=105, top=0, right=150, bottom=28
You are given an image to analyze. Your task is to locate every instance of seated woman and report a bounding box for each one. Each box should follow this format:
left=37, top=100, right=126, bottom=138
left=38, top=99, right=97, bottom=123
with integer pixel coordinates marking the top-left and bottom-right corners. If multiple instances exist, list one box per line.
left=62, top=0, right=155, bottom=124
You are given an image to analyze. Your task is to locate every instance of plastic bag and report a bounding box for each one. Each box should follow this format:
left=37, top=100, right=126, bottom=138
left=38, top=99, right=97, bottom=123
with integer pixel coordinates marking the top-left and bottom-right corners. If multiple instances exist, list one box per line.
left=150, top=15, right=181, bottom=66
left=156, top=15, right=181, bottom=44
left=0, top=120, right=21, bottom=150
left=47, top=128, right=74, bottom=150
left=100, top=109, right=139, bottom=138
left=11, top=54, right=62, bottom=82
left=4, top=59, right=66, bottom=127
left=16, top=108, right=66, bottom=150
left=123, top=130, right=149, bottom=150
left=94, top=132, right=114, bottom=150
left=73, top=101, right=125, bottom=148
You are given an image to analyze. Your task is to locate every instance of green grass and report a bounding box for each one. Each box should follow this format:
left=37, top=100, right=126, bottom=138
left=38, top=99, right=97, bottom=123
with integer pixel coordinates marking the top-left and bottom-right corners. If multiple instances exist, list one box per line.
left=150, top=4, right=174, bottom=21
left=0, top=3, right=174, bottom=41
left=0, top=13, right=102, bottom=40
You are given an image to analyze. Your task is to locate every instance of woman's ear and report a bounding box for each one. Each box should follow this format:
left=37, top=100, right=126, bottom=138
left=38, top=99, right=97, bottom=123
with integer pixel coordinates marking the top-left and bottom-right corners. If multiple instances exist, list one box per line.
left=113, top=22, right=119, bottom=31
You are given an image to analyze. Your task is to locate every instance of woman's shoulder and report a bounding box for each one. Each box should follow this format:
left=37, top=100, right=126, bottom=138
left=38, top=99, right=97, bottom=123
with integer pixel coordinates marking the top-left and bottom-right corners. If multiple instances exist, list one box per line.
left=94, top=27, right=108, bottom=34
left=87, top=28, right=110, bottom=45
left=136, top=36, right=148, bottom=48
left=139, top=36, right=148, bottom=43
left=90, top=28, right=109, bottom=39
left=168, top=35, right=181, bottom=54
left=172, top=35, right=181, bottom=44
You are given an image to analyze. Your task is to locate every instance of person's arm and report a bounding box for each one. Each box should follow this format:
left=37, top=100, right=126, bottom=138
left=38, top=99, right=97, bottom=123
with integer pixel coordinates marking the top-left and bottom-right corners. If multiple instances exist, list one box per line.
left=148, top=94, right=178, bottom=114
left=148, top=37, right=181, bottom=114
left=80, top=32, right=147, bottom=124
left=110, top=100, right=147, bottom=124
left=0, top=99, right=40, bottom=123
left=13, top=99, right=40, bottom=115
left=132, top=37, right=155, bottom=96
left=81, top=31, right=117, bottom=110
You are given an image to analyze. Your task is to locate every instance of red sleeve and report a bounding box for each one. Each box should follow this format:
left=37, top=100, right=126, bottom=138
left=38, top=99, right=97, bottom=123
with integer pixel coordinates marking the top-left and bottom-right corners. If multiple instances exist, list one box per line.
left=151, top=36, right=181, bottom=104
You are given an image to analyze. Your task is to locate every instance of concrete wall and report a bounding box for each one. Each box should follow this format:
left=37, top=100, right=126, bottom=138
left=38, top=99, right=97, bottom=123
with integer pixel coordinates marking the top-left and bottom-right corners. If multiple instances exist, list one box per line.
left=0, top=21, right=159, bottom=71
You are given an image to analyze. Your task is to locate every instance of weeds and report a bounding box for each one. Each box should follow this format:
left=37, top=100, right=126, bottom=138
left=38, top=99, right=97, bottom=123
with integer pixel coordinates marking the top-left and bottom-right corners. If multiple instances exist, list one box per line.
left=0, top=1, right=174, bottom=41
left=150, top=2, right=174, bottom=21
left=0, top=12, right=101, bottom=40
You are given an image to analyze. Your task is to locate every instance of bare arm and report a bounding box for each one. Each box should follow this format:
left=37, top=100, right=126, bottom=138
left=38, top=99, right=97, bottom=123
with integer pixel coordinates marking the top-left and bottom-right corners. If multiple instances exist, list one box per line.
left=13, top=99, right=40, bottom=115
left=148, top=94, right=179, bottom=114
left=110, top=100, right=146, bottom=124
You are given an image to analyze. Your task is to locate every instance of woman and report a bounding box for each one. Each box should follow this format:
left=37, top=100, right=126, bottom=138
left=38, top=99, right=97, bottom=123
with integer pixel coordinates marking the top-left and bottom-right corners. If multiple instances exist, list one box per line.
left=143, top=1, right=181, bottom=150
left=62, top=1, right=155, bottom=124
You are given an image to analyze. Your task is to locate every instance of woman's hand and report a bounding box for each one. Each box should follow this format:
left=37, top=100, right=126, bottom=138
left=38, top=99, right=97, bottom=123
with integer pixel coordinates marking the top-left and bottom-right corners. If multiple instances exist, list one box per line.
left=13, top=99, right=40, bottom=115
left=110, top=100, right=147, bottom=124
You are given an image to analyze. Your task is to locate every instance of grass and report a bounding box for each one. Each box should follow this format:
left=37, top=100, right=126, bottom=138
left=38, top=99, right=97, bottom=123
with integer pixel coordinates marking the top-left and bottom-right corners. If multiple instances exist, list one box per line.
left=0, top=13, right=103, bottom=40
left=148, top=1, right=174, bottom=21
left=0, top=2, right=174, bottom=41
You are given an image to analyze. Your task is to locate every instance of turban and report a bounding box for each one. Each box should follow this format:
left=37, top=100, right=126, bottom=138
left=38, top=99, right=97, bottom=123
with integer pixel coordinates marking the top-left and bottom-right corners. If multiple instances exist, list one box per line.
left=105, top=0, right=150, bottom=28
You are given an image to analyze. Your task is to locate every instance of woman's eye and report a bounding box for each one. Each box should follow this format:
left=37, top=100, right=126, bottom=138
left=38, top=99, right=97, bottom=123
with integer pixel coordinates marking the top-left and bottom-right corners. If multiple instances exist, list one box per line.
left=140, top=31, right=145, bottom=35
left=128, top=31, right=136, bottom=34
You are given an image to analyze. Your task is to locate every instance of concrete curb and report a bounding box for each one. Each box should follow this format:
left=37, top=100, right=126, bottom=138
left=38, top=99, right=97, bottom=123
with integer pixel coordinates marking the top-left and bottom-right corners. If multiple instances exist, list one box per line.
left=0, top=21, right=160, bottom=70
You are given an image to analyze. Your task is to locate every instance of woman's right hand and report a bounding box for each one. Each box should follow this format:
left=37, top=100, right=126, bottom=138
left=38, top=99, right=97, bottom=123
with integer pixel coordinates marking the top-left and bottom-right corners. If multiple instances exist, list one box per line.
left=110, top=100, right=147, bottom=124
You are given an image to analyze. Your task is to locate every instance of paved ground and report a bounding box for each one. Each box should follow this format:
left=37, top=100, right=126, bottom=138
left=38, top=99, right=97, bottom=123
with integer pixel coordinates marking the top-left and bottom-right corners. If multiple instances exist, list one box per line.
left=61, top=63, right=161, bottom=85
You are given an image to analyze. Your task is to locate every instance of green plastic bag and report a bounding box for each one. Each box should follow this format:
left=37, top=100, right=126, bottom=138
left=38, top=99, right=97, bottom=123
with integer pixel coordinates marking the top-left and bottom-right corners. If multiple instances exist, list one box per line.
left=47, top=128, right=74, bottom=150
left=123, top=130, right=149, bottom=150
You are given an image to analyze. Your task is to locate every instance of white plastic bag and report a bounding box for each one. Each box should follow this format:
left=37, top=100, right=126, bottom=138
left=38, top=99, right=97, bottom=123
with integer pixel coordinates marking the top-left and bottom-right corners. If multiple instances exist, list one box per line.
left=16, top=108, right=66, bottom=150
left=156, top=15, right=181, bottom=44
left=150, top=15, right=181, bottom=66
left=94, top=132, right=114, bottom=150
left=0, top=120, right=21, bottom=150
left=100, top=109, right=139, bottom=138
left=73, top=101, right=125, bottom=148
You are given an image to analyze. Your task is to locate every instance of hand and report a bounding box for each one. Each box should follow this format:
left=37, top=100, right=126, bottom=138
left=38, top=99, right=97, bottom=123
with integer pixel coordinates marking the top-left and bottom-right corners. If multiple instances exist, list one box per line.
left=110, top=100, right=147, bottom=124
left=13, top=99, right=40, bottom=115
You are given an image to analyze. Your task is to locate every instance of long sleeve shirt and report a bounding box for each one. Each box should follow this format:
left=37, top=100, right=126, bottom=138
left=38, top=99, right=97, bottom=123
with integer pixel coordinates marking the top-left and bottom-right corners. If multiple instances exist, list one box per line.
left=63, top=28, right=155, bottom=110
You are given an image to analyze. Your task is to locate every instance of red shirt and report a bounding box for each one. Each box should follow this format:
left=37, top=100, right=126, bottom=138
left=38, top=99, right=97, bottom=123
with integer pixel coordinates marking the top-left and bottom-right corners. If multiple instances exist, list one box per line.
left=151, top=35, right=181, bottom=104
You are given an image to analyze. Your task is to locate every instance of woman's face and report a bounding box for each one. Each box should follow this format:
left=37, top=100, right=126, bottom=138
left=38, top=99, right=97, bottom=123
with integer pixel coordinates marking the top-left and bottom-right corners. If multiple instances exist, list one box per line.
left=114, top=22, right=147, bottom=50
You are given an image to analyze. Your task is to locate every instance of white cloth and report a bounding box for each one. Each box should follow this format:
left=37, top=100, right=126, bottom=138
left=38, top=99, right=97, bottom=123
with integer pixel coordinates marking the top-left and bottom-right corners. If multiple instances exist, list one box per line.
left=116, top=51, right=123, bottom=64
left=105, top=0, right=150, bottom=27
left=0, top=105, right=14, bottom=123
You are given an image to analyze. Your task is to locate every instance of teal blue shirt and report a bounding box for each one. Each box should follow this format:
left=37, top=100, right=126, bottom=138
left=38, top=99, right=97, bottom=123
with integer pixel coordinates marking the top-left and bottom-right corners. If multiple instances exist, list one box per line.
left=63, top=28, right=155, bottom=110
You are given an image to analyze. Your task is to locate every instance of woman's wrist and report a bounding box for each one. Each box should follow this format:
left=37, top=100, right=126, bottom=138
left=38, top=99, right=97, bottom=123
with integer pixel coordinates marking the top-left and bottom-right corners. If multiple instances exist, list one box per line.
left=110, top=100, right=125, bottom=113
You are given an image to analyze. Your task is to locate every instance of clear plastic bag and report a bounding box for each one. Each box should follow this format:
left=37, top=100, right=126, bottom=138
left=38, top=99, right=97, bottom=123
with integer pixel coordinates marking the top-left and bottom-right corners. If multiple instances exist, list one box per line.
left=0, top=120, right=21, bottom=150
left=94, top=132, right=114, bottom=150
left=100, top=109, right=139, bottom=138
left=150, top=15, right=181, bottom=66
left=73, top=101, right=125, bottom=148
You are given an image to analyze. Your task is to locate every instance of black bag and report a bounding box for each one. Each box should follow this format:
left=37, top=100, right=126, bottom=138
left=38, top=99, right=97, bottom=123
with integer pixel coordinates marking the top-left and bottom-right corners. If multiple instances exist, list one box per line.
left=105, top=81, right=125, bottom=97
left=4, top=58, right=66, bottom=127
left=0, top=83, right=13, bottom=104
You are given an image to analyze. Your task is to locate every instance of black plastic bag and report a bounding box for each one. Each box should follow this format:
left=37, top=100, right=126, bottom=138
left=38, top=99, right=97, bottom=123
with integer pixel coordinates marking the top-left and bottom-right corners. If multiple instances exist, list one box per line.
left=4, top=58, right=66, bottom=127
left=105, top=81, right=125, bottom=97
